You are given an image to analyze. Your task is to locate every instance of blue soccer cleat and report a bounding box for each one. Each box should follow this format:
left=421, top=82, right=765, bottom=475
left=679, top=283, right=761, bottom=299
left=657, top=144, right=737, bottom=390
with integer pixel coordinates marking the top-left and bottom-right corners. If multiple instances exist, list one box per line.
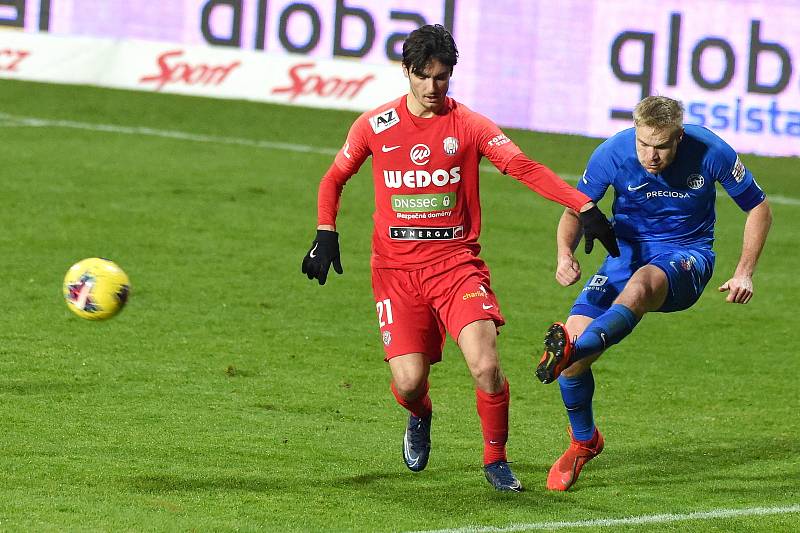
left=483, top=460, right=524, bottom=492
left=403, top=413, right=432, bottom=472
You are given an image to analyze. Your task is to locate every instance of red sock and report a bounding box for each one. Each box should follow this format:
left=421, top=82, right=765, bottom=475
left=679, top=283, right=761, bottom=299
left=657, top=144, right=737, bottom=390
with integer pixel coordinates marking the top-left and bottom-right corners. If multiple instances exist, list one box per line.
left=475, top=379, right=509, bottom=465
left=391, top=380, right=432, bottom=418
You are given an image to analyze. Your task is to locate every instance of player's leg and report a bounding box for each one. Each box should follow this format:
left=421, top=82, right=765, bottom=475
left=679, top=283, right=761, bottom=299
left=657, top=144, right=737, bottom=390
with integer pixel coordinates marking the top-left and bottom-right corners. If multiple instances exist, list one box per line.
left=539, top=261, right=669, bottom=383
left=545, top=265, right=665, bottom=465
left=373, top=267, right=443, bottom=472
left=569, top=264, right=667, bottom=360
left=458, top=319, right=522, bottom=492
left=389, top=353, right=434, bottom=472
left=559, top=315, right=599, bottom=378
left=538, top=253, right=633, bottom=490
left=421, top=253, right=522, bottom=491
left=544, top=314, right=605, bottom=491
left=389, top=353, right=432, bottom=417
left=537, top=252, right=631, bottom=384
left=559, top=315, right=596, bottom=439
left=545, top=249, right=712, bottom=490
left=573, top=247, right=714, bottom=360
left=458, top=319, right=507, bottom=460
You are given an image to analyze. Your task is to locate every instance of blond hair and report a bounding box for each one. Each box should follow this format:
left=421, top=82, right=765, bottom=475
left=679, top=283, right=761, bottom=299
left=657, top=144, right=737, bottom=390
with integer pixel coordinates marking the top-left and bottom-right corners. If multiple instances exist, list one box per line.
left=633, top=96, right=684, bottom=129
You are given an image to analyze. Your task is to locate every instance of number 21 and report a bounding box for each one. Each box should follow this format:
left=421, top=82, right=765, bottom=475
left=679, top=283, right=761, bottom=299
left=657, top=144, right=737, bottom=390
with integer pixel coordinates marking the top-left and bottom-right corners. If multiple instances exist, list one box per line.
left=376, top=298, right=394, bottom=327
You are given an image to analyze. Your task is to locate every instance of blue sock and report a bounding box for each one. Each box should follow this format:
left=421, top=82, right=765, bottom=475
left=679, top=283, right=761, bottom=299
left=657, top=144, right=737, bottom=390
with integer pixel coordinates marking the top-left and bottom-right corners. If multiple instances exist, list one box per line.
left=558, top=370, right=595, bottom=441
left=573, top=304, right=639, bottom=360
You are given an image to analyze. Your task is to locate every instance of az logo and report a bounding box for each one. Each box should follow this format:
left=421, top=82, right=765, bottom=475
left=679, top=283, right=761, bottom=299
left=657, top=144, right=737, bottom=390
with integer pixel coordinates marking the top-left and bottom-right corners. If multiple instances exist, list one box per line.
left=369, top=108, right=400, bottom=134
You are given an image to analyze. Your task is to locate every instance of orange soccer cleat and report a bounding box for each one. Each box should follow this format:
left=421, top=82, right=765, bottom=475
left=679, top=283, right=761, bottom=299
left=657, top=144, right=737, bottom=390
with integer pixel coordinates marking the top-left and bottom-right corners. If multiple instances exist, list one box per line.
left=546, top=427, right=604, bottom=491
left=536, top=322, right=574, bottom=384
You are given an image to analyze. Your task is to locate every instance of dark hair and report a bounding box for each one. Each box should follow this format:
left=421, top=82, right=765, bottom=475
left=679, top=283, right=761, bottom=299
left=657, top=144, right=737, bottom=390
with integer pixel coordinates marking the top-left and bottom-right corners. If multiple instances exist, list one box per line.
left=402, top=24, right=458, bottom=75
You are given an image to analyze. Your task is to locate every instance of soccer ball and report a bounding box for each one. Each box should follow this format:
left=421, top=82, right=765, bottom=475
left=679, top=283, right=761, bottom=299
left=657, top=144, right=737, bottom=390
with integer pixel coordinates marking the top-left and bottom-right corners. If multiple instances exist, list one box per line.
left=63, top=258, right=131, bottom=320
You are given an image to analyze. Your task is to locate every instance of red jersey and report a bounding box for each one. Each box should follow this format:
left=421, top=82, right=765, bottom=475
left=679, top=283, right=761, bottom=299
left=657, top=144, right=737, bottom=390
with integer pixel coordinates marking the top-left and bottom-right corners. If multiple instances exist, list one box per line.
left=319, top=95, right=588, bottom=269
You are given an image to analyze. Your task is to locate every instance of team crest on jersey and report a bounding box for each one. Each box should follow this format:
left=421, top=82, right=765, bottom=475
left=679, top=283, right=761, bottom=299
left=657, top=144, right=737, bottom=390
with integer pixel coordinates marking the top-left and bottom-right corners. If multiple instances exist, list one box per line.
left=443, top=136, right=459, bottom=155
left=732, top=156, right=746, bottom=183
left=410, top=144, right=431, bottom=165
left=369, top=108, right=400, bottom=134
left=382, top=330, right=392, bottom=346
left=687, top=174, right=704, bottom=189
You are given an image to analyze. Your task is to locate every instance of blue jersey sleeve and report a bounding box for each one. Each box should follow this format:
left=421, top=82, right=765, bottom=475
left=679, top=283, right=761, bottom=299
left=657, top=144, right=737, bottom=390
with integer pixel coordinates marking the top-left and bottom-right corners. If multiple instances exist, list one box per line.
left=577, top=142, right=615, bottom=202
left=707, top=140, right=766, bottom=211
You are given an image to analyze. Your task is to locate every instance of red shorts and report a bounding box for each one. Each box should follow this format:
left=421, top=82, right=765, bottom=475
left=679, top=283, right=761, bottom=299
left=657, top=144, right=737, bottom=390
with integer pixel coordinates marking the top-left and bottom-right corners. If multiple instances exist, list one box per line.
left=371, top=252, right=505, bottom=363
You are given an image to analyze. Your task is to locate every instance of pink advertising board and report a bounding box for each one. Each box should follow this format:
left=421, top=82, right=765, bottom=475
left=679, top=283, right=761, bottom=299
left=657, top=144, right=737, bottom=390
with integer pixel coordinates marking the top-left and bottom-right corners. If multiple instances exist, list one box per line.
left=4, top=0, right=799, bottom=156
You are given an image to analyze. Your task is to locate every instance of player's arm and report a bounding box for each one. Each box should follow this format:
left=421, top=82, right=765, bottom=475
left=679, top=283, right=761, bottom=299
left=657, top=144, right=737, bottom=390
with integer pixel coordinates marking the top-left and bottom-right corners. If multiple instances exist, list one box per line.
left=718, top=199, right=772, bottom=303
left=302, top=163, right=352, bottom=285
left=302, top=120, right=370, bottom=285
left=504, top=153, right=619, bottom=257
left=503, top=154, right=592, bottom=211
left=467, top=110, right=588, bottom=211
left=554, top=208, right=583, bottom=286
left=469, top=112, right=619, bottom=256
left=497, top=155, right=620, bottom=258
left=713, top=148, right=772, bottom=303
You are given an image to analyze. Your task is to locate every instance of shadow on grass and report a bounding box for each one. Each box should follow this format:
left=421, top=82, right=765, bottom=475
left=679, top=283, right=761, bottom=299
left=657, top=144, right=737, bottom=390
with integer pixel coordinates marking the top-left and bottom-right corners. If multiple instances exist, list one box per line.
left=544, top=433, right=800, bottom=494
left=128, top=474, right=284, bottom=493
left=127, top=469, right=417, bottom=494
left=124, top=435, right=799, bottom=502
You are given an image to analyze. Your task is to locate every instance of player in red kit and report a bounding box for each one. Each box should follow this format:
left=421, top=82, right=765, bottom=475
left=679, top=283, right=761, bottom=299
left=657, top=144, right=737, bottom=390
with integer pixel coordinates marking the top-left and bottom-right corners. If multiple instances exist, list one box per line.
left=302, top=24, right=619, bottom=491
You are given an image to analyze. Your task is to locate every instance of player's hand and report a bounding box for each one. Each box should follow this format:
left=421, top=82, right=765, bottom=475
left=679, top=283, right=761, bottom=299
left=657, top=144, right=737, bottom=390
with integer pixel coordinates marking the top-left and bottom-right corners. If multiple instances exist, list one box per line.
left=555, top=254, right=581, bottom=287
left=718, top=275, right=753, bottom=304
left=580, top=205, right=620, bottom=257
left=301, top=230, right=343, bottom=285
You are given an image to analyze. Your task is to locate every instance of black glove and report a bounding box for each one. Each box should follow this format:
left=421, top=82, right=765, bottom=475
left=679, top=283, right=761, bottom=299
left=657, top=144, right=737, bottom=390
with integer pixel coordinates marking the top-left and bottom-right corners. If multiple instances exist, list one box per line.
left=580, top=205, right=620, bottom=257
left=301, top=230, right=343, bottom=285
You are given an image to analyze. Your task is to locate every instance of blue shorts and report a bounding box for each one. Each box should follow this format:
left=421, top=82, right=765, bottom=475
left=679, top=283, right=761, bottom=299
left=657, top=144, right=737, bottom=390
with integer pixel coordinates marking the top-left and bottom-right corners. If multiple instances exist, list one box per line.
left=571, top=243, right=715, bottom=319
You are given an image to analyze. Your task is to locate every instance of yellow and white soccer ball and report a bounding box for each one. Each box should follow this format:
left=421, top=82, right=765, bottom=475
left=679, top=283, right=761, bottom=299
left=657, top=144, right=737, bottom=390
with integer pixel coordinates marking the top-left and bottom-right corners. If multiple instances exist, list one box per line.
left=63, top=258, right=131, bottom=320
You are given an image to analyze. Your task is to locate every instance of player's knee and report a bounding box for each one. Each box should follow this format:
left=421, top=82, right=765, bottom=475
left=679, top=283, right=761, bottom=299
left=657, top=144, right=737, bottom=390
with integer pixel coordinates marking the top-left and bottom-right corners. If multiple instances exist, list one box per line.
left=468, top=358, right=502, bottom=387
left=561, top=358, right=595, bottom=378
left=621, top=267, right=668, bottom=309
left=621, top=279, right=645, bottom=301
left=619, top=280, right=657, bottom=310
left=392, top=375, right=427, bottom=400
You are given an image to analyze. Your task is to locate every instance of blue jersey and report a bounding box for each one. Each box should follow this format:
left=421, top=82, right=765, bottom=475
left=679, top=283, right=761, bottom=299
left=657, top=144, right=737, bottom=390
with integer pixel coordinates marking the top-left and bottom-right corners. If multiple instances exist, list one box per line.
left=579, top=125, right=765, bottom=249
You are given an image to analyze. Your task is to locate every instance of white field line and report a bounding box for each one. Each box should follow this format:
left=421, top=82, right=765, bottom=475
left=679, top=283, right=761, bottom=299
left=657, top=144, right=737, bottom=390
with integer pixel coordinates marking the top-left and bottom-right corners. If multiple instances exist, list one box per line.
left=407, top=504, right=800, bottom=533
left=767, top=194, right=800, bottom=205
left=0, top=112, right=339, bottom=156
left=1, top=112, right=797, bottom=206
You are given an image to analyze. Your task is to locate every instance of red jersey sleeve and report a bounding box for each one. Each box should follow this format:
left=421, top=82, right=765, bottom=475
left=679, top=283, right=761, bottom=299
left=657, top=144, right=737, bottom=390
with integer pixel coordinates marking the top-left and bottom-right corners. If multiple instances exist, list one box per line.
left=318, top=116, right=373, bottom=226
left=317, top=162, right=351, bottom=227
left=465, top=111, right=523, bottom=173
left=505, top=154, right=591, bottom=211
left=333, top=115, right=372, bottom=174
left=464, top=109, right=589, bottom=211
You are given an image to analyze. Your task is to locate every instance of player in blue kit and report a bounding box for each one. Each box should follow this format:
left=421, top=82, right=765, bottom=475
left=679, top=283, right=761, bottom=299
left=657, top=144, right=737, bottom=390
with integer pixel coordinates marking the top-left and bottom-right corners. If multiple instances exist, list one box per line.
left=535, top=96, right=773, bottom=491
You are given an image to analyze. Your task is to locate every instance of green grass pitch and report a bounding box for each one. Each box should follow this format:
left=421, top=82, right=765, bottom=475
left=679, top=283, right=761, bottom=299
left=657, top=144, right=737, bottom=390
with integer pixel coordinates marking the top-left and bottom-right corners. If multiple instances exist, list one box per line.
left=0, top=79, right=798, bottom=532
